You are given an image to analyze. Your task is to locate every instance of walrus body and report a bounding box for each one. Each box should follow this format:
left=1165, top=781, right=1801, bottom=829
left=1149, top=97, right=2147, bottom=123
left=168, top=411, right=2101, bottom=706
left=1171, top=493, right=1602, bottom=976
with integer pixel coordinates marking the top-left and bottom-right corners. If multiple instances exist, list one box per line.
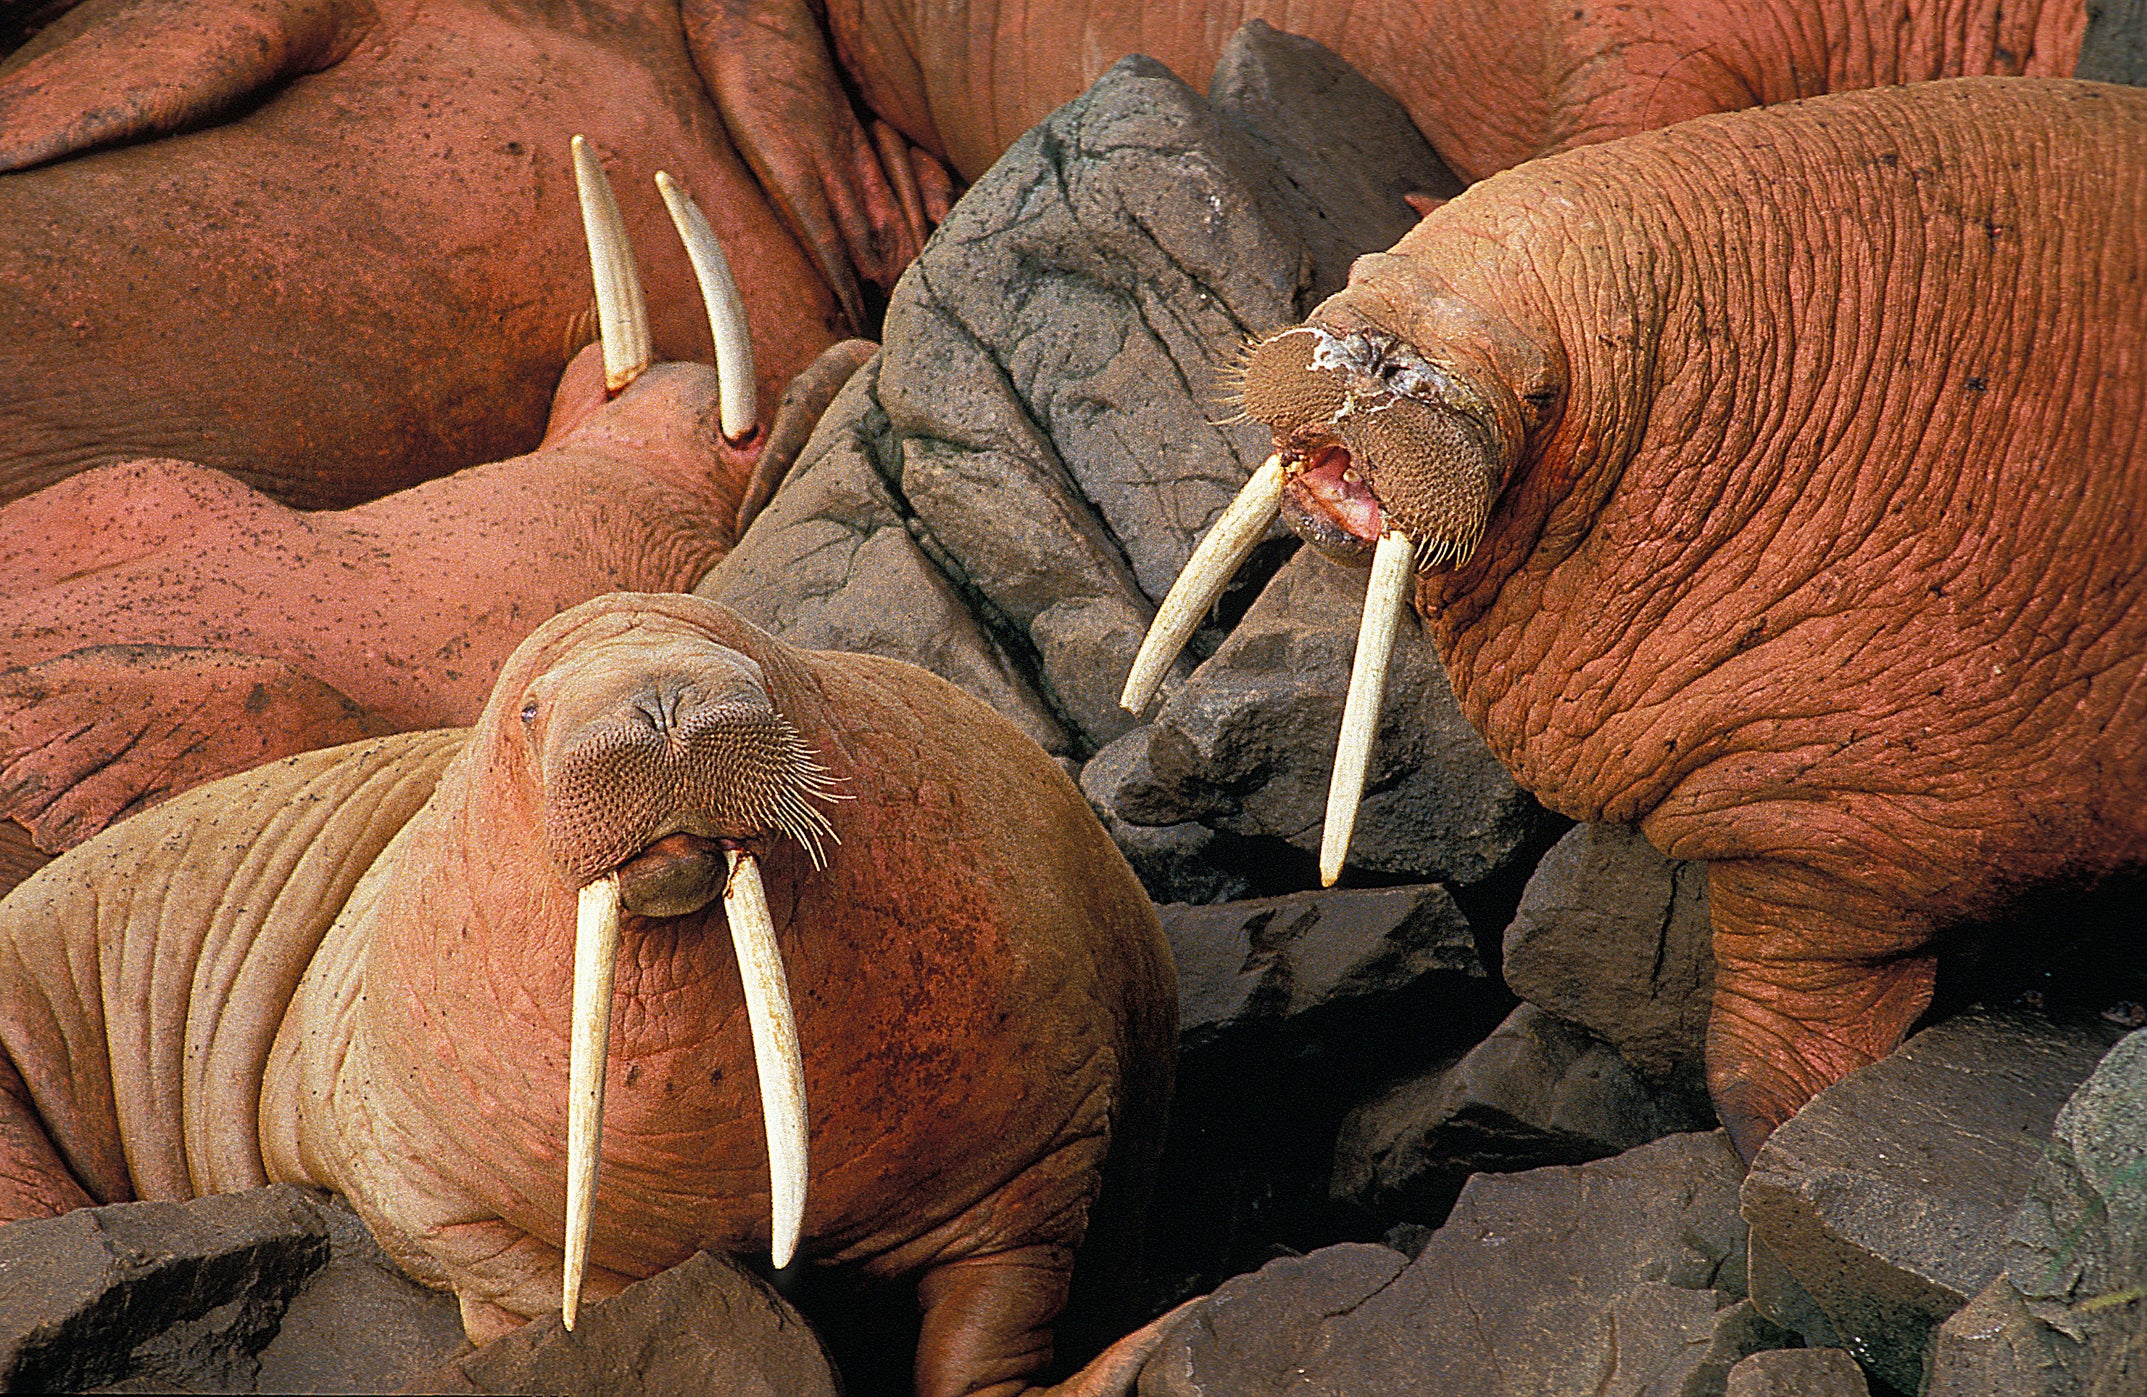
left=0, top=593, right=1176, bottom=1396
left=0, top=0, right=842, bottom=509
left=1175, top=77, right=2147, bottom=1156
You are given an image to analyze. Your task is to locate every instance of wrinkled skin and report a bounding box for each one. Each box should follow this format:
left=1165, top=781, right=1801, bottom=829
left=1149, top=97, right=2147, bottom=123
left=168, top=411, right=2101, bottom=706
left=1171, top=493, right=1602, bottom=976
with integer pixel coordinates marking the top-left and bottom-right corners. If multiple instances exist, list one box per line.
left=695, top=0, right=2084, bottom=311
left=0, top=0, right=844, bottom=509
left=1233, top=78, right=2147, bottom=1159
left=0, top=593, right=1179, bottom=1397
left=0, top=338, right=879, bottom=894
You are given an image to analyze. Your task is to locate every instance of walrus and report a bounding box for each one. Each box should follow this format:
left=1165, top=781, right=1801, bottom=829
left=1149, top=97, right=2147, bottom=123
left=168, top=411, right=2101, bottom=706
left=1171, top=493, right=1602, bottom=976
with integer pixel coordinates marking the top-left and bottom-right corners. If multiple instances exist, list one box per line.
left=0, top=591, right=1180, bottom=1396
left=0, top=139, right=871, bottom=894
left=1124, top=77, right=2147, bottom=1158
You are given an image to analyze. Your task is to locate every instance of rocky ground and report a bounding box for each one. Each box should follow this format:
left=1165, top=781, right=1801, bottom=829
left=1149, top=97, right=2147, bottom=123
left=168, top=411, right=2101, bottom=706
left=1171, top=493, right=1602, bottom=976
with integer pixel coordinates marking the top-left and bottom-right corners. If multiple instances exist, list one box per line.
left=4, top=20, right=2146, bottom=1397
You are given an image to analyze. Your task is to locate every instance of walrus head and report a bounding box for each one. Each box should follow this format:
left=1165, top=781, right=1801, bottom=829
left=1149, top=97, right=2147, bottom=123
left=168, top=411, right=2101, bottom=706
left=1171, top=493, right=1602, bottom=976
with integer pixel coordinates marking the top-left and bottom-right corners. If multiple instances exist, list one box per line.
left=487, top=597, right=843, bottom=1328
left=1122, top=251, right=1552, bottom=887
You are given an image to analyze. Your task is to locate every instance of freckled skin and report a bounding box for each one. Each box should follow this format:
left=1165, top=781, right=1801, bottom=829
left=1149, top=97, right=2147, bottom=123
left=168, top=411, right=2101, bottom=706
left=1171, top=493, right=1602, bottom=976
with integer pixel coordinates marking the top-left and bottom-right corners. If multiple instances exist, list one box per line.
left=0, top=346, right=752, bottom=887
left=0, top=594, right=1177, bottom=1397
left=690, top=0, right=2083, bottom=301
left=0, top=0, right=844, bottom=511
left=1257, top=79, right=2147, bottom=1157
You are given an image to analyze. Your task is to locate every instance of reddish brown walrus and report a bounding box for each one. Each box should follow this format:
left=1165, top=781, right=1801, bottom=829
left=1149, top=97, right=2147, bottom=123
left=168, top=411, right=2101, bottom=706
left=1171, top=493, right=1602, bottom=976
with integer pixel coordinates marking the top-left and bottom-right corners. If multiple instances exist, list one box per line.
left=0, top=0, right=844, bottom=510
left=0, top=591, right=1181, bottom=1397
left=689, top=0, right=2087, bottom=314
left=1124, top=77, right=2147, bottom=1158
left=0, top=141, right=871, bottom=895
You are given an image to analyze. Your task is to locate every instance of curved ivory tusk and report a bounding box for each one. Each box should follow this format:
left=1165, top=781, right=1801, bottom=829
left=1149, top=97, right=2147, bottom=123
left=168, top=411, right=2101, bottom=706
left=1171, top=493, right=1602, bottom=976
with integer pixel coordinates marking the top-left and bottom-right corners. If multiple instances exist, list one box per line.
left=1120, top=455, right=1288, bottom=715
left=563, top=872, right=623, bottom=1330
left=571, top=135, right=652, bottom=394
left=723, top=849, right=808, bottom=1268
left=655, top=170, right=758, bottom=443
left=1320, top=530, right=1416, bottom=887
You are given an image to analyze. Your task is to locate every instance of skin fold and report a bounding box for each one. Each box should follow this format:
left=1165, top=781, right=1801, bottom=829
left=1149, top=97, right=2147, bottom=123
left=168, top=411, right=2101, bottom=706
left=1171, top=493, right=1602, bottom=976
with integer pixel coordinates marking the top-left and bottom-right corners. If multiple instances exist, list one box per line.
left=693, top=0, right=2085, bottom=309
left=1232, top=77, right=2147, bottom=1159
left=0, top=0, right=845, bottom=510
left=0, top=593, right=1180, bottom=1397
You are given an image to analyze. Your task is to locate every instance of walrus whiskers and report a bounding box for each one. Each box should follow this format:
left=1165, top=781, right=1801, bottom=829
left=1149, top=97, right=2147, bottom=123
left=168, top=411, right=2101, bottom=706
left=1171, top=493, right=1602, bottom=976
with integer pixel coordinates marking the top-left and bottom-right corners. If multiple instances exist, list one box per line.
left=564, top=871, right=623, bottom=1329
left=571, top=135, right=653, bottom=394
left=1119, top=454, right=1287, bottom=715
left=655, top=170, right=758, bottom=444
left=1319, top=530, right=1415, bottom=886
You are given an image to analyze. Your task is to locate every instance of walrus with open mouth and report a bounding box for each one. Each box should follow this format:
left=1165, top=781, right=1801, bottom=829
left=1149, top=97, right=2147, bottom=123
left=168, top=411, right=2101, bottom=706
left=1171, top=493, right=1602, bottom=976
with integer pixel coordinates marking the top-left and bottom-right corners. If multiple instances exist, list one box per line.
left=0, top=592, right=1178, bottom=1397
left=1125, top=77, right=2147, bottom=1159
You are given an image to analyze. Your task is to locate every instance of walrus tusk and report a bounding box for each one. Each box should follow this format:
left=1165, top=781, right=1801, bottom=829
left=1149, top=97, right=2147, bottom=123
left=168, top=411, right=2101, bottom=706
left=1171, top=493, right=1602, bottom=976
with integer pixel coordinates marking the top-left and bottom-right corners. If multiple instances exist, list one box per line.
left=1320, top=530, right=1416, bottom=887
left=563, top=871, right=623, bottom=1329
left=654, top=170, right=758, bottom=444
left=571, top=135, right=652, bottom=394
left=1120, top=454, right=1288, bottom=714
left=723, top=849, right=808, bottom=1268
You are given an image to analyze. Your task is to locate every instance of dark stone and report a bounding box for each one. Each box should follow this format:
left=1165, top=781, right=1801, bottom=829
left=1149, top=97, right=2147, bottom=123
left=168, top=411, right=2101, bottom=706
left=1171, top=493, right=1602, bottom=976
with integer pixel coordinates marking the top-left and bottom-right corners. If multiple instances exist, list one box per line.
left=1924, top=1028, right=2147, bottom=1397
left=1331, top=1003, right=1717, bottom=1222
left=422, top=1251, right=839, bottom=1397
left=1141, top=1132, right=1785, bottom=1396
left=1741, top=1009, right=2127, bottom=1394
left=1725, top=1347, right=1873, bottom=1396
left=0, top=1185, right=330, bottom=1392
left=1501, top=822, right=1714, bottom=1086
left=1120, top=548, right=1547, bottom=885
left=2080, top=0, right=2147, bottom=86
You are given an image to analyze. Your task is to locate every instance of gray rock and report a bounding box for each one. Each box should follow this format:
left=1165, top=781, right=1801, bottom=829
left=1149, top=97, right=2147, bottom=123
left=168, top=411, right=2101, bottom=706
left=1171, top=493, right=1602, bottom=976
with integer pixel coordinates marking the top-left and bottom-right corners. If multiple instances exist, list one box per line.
left=0, top=1185, right=330, bottom=1392
left=1501, top=822, right=1713, bottom=1086
left=1141, top=1132, right=1785, bottom=1396
left=1724, top=1347, right=1872, bottom=1397
left=1119, top=548, right=1545, bottom=885
left=1160, top=884, right=1484, bottom=1047
left=1741, top=1009, right=2126, bottom=1395
left=1924, top=1027, right=2147, bottom=1397
left=1331, top=1003, right=1716, bottom=1221
left=2081, top=0, right=2147, bottom=86
left=251, top=1193, right=466, bottom=1394
left=422, top=1251, right=838, bottom=1397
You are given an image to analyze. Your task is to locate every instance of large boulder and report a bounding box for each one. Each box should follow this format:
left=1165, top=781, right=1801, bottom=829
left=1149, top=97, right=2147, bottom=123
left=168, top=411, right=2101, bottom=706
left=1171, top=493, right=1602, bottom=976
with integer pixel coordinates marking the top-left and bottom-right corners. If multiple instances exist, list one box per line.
left=1140, top=1131, right=1788, bottom=1396
left=1742, top=1009, right=2126, bottom=1394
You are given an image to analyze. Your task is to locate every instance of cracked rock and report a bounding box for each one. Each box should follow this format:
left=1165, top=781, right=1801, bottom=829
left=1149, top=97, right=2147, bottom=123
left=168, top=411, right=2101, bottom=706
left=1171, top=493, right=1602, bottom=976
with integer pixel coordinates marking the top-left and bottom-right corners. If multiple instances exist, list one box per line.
left=1501, top=822, right=1714, bottom=1087
left=1742, top=1009, right=2127, bottom=1395
left=1141, top=1131, right=1787, bottom=1396
left=1331, top=1003, right=1717, bottom=1223
left=1724, top=1347, right=1872, bottom=1396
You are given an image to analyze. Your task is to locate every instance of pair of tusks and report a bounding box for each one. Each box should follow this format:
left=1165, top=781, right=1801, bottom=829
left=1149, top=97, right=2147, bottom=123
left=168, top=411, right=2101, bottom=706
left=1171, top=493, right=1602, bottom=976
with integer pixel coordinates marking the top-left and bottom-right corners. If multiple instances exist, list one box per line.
left=570, top=134, right=758, bottom=441
left=1119, top=455, right=1416, bottom=887
left=563, top=852, right=808, bottom=1328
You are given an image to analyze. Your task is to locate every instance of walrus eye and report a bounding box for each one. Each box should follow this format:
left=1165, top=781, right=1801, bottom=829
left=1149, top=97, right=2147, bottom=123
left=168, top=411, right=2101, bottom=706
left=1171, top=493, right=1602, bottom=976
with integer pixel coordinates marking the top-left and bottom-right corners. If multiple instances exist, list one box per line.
left=521, top=700, right=539, bottom=724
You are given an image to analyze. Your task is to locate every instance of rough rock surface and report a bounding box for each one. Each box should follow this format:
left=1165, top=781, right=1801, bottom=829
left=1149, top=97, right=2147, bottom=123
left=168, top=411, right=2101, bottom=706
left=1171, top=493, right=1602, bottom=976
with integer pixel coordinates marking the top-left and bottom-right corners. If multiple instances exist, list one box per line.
left=1742, top=1010, right=2126, bottom=1394
left=1923, top=1027, right=2147, bottom=1397
left=2080, top=0, right=2147, bottom=85
left=700, top=26, right=1456, bottom=762
left=1094, top=548, right=1546, bottom=894
left=1331, top=1003, right=1716, bottom=1222
left=1501, top=822, right=1713, bottom=1086
left=0, top=1186, right=330, bottom=1392
left=422, top=1251, right=840, bottom=1397
left=1140, top=1131, right=1787, bottom=1396
left=1724, top=1347, right=1872, bottom=1396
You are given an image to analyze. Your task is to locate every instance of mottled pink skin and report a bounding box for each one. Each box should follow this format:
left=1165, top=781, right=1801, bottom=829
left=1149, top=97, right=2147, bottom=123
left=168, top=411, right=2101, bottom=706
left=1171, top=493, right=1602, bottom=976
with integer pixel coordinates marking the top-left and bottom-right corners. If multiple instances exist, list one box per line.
left=0, top=344, right=750, bottom=887
left=1276, top=78, right=2147, bottom=1156
left=693, top=0, right=2083, bottom=300
left=0, top=0, right=844, bottom=510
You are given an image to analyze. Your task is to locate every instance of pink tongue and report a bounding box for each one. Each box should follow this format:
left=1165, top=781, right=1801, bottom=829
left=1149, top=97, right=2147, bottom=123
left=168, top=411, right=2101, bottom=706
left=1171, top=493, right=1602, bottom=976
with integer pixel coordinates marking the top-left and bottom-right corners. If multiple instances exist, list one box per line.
left=1293, top=448, right=1384, bottom=545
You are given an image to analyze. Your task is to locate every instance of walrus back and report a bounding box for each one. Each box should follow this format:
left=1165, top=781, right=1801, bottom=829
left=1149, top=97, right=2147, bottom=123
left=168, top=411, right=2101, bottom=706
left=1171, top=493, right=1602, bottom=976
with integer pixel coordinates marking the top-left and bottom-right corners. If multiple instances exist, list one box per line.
left=0, top=729, right=463, bottom=1213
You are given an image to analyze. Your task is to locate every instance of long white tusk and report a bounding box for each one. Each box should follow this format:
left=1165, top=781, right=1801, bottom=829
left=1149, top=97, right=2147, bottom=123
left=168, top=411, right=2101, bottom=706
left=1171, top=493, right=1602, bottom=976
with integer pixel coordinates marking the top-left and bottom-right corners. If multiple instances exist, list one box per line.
left=563, top=872, right=623, bottom=1329
left=723, top=849, right=808, bottom=1268
left=571, top=135, right=653, bottom=394
left=1320, top=530, right=1416, bottom=887
left=654, top=170, right=758, bottom=443
left=1120, top=455, right=1288, bottom=714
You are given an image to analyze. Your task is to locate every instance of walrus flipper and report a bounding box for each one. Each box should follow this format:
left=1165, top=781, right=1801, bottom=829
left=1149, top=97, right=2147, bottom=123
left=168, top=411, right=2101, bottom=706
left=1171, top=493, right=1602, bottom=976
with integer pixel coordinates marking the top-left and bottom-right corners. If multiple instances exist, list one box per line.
left=0, top=0, right=374, bottom=173
left=0, top=728, right=462, bottom=1220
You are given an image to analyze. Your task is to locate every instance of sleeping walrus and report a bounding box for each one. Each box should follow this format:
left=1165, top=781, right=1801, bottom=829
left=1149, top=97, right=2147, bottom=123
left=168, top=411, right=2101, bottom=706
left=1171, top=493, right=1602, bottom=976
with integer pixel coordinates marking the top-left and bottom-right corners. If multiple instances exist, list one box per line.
left=0, top=592, right=1179, bottom=1397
